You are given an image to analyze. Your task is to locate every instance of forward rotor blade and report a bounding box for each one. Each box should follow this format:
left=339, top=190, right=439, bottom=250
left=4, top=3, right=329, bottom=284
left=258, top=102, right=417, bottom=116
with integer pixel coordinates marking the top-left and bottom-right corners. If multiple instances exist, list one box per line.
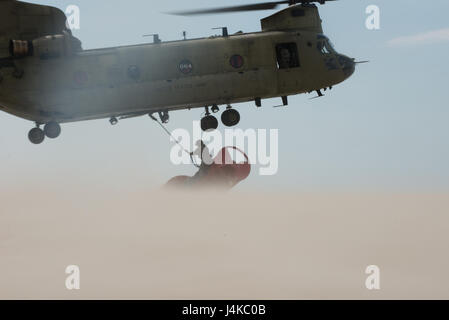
left=167, top=1, right=289, bottom=16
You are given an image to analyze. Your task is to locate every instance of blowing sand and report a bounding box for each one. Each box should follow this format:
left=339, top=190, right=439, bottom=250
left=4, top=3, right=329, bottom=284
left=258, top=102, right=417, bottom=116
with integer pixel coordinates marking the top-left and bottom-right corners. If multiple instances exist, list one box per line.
left=1, top=188, right=448, bottom=299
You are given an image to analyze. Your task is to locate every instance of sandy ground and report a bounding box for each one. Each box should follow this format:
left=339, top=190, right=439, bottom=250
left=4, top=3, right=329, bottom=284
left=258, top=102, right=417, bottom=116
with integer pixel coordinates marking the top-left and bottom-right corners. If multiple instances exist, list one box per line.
left=1, top=188, right=448, bottom=299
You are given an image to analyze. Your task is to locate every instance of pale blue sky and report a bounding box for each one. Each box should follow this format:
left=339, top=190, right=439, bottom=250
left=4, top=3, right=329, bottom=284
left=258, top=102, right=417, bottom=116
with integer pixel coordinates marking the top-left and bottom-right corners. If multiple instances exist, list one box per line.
left=1, top=0, right=448, bottom=192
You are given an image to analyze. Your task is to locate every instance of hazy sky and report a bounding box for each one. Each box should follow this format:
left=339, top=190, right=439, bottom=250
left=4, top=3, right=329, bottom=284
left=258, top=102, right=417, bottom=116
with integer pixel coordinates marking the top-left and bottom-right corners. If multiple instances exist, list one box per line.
left=1, top=0, right=448, bottom=192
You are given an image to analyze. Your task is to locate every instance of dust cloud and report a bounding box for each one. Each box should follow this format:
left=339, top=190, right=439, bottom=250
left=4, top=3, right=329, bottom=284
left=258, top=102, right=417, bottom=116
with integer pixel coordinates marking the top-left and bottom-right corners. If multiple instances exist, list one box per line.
left=1, top=186, right=448, bottom=299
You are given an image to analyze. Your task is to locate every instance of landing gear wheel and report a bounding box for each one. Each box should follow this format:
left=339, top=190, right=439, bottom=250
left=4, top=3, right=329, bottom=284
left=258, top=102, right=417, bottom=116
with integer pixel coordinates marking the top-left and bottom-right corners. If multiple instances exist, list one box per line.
left=28, top=127, right=45, bottom=144
left=44, top=122, right=61, bottom=139
left=201, top=115, right=218, bottom=131
left=221, top=109, right=240, bottom=127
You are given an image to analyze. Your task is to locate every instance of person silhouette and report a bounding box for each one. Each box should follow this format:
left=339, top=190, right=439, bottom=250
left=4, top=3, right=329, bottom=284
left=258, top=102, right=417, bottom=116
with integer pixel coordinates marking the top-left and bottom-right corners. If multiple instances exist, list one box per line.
left=190, top=140, right=214, bottom=180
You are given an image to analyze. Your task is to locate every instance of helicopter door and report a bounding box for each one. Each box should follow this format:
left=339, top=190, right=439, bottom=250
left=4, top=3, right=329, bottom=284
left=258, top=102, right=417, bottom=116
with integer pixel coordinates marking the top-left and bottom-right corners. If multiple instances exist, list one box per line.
left=275, top=42, right=301, bottom=94
left=275, top=43, right=300, bottom=69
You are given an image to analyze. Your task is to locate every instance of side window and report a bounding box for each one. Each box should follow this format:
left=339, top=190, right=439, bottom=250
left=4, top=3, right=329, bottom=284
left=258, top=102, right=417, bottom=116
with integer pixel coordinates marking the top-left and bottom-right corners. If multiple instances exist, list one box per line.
left=276, top=43, right=300, bottom=69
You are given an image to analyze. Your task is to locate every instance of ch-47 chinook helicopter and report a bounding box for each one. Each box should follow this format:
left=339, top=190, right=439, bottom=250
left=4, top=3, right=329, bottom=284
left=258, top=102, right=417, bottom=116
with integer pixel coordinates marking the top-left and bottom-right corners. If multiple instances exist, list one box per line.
left=0, top=0, right=359, bottom=144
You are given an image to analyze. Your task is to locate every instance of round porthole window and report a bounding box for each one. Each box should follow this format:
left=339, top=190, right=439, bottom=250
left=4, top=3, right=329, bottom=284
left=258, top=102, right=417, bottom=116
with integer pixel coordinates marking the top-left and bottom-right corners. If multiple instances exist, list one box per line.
left=230, top=54, right=244, bottom=69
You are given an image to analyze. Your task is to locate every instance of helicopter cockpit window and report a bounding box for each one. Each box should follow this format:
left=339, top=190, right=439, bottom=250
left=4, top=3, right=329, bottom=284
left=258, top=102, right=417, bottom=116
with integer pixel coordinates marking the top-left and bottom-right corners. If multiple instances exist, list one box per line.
left=276, top=43, right=300, bottom=69
left=326, top=39, right=336, bottom=52
left=316, top=35, right=335, bottom=55
left=317, top=41, right=328, bottom=54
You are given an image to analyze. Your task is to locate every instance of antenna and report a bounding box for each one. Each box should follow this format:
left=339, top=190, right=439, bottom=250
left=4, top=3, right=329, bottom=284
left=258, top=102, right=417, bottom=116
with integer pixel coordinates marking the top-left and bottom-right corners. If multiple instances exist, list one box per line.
left=142, top=34, right=161, bottom=44
left=212, top=27, right=228, bottom=37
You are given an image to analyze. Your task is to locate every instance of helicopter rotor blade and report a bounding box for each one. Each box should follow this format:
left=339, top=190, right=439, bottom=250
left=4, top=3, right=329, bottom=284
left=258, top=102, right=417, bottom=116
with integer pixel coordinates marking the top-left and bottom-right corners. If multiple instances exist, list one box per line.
left=167, top=1, right=337, bottom=16
left=167, top=2, right=290, bottom=16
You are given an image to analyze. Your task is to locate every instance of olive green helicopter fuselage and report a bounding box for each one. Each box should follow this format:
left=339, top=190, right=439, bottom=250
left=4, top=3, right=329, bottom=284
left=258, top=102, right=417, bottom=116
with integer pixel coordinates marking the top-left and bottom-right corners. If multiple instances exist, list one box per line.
left=0, top=1, right=356, bottom=143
